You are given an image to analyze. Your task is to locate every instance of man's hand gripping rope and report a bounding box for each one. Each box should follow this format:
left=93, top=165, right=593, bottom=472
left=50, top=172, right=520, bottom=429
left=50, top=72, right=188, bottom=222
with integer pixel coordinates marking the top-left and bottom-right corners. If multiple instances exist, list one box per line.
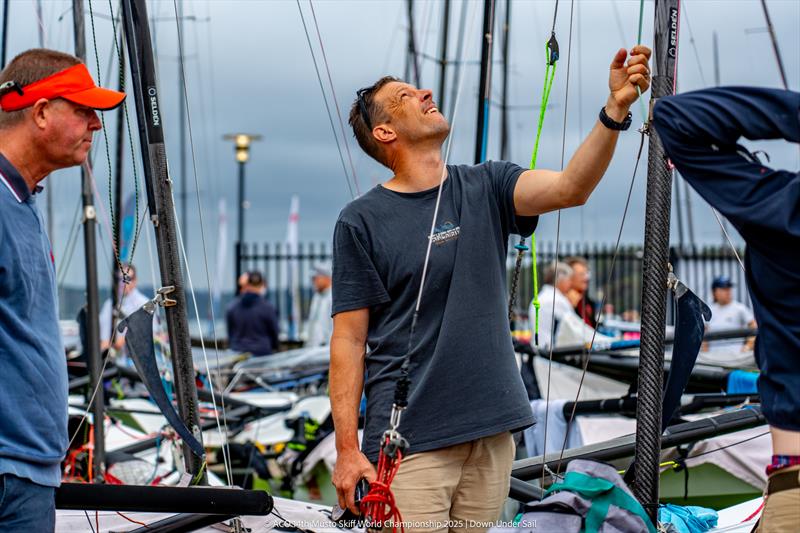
left=359, top=374, right=410, bottom=532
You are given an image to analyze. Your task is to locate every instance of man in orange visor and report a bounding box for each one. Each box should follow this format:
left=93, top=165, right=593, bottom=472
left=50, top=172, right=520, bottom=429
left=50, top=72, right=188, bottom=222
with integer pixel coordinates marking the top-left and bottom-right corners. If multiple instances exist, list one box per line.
left=0, top=49, right=124, bottom=532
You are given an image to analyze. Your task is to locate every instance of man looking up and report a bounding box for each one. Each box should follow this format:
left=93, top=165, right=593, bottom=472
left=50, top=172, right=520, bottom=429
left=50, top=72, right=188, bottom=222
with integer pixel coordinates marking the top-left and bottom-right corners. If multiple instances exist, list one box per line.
left=0, top=48, right=125, bottom=531
left=330, top=44, right=650, bottom=530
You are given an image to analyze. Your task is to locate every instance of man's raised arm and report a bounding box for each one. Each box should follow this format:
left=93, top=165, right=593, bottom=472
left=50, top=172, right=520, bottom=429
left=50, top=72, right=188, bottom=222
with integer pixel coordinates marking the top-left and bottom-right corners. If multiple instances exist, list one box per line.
left=514, top=45, right=652, bottom=216
left=652, top=87, right=800, bottom=235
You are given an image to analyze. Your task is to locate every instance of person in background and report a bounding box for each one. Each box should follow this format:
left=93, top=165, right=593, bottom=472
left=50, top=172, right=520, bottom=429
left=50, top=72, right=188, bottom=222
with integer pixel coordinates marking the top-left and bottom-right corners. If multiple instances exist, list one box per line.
left=304, top=261, right=333, bottom=347
left=531, top=262, right=575, bottom=350
left=705, top=276, right=757, bottom=352
left=0, top=48, right=125, bottom=531
left=99, top=263, right=149, bottom=353
left=226, top=271, right=279, bottom=356
left=565, top=256, right=597, bottom=328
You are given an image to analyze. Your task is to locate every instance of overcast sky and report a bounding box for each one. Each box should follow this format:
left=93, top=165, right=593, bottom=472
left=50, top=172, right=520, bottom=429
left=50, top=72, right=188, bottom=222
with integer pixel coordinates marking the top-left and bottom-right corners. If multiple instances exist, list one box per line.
left=4, top=0, right=799, bottom=293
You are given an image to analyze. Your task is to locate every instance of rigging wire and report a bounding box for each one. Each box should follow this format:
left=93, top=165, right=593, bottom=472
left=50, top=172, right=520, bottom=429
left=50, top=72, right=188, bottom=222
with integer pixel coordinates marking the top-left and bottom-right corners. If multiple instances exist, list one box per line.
left=307, top=0, right=362, bottom=196
left=410, top=4, right=480, bottom=318
left=295, top=0, right=356, bottom=200
left=679, top=2, right=745, bottom=272
left=679, top=2, right=707, bottom=87
left=550, top=0, right=651, bottom=478
left=540, top=0, right=574, bottom=491
left=105, top=0, right=146, bottom=275
left=84, top=510, right=96, bottom=533
left=554, top=132, right=647, bottom=478
left=171, top=0, right=234, bottom=487
left=507, top=0, right=561, bottom=332
left=759, top=0, right=789, bottom=91
left=61, top=1, right=146, bottom=455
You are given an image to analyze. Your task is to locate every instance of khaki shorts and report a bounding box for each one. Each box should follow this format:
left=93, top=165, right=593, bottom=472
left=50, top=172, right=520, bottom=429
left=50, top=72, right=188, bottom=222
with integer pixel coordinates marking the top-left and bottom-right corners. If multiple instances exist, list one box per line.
left=383, top=431, right=515, bottom=533
left=756, top=465, right=800, bottom=533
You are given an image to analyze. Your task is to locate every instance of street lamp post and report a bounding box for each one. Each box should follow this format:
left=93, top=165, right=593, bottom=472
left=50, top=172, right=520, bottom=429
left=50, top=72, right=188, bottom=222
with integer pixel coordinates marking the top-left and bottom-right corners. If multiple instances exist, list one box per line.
left=224, top=133, right=262, bottom=289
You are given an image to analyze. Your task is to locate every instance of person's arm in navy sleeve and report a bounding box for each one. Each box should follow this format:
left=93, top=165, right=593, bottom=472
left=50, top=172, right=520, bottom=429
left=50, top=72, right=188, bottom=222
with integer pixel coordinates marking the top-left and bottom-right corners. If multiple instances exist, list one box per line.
left=652, top=87, right=800, bottom=236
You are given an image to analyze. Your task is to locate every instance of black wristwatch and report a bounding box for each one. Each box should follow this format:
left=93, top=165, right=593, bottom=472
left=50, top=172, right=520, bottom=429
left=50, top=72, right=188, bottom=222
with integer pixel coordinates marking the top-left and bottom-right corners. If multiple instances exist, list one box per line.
left=599, top=106, right=632, bottom=131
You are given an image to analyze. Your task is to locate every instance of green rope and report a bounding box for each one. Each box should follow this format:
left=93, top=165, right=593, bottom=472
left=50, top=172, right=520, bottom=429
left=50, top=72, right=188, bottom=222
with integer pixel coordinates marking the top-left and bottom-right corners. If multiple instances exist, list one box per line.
left=527, top=37, right=559, bottom=344
left=530, top=42, right=558, bottom=169
left=530, top=235, right=541, bottom=343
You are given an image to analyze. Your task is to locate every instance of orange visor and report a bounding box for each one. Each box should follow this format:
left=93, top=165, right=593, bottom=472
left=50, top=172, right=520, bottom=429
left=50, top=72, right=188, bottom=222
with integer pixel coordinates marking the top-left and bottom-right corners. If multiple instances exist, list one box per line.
left=0, top=63, right=125, bottom=112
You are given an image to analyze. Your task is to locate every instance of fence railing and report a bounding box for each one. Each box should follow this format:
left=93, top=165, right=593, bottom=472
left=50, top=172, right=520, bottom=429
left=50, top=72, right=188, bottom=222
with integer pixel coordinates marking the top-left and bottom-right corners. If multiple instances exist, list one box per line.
left=238, top=241, right=748, bottom=329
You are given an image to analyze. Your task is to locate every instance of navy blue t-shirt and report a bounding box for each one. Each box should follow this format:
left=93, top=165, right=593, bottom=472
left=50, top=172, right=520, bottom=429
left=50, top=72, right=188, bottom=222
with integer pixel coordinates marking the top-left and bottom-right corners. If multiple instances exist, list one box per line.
left=332, top=161, right=537, bottom=461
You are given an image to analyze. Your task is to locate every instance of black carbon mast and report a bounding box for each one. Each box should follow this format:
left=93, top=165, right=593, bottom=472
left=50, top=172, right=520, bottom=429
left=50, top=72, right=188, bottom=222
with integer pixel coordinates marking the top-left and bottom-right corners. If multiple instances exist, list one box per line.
left=120, top=0, right=206, bottom=482
left=633, top=0, right=680, bottom=523
left=72, top=0, right=106, bottom=481
left=474, top=0, right=496, bottom=164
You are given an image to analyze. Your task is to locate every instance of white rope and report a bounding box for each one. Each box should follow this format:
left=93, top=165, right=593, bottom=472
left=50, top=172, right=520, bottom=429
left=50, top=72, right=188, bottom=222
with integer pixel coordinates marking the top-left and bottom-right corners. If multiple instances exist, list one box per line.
left=711, top=207, right=746, bottom=272
left=171, top=0, right=235, bottom=487
left=540, top=0, right=574, bottom=489
left=412, top=1, right=480, bottom=314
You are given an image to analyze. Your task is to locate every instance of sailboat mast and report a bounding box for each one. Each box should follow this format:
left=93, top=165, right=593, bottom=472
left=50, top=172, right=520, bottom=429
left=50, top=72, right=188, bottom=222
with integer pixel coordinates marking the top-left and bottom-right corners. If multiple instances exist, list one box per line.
left=72, top=0, right=106, bottom=481
left=759, top=0, right=788, bottom=90
left=0, top=0, right=8, bottom=68
left=634, top=0, right=680, bottom=522
left=178, top=0, right=188, bottom=250
left=474, top=0, right=496, bottom=164
left=499, top=0, right=511, bottom=161
left=120, top=0, right=206, bottom=481
left=405, top=0, right=420, bottom=87
left=110, top=29, right=125, bottom=338
left=437, top=0, right=450, bottom=112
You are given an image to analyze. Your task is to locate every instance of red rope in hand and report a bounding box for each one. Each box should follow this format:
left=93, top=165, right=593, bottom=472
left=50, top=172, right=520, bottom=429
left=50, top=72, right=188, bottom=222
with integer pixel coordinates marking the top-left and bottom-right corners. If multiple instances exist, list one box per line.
left=360, top=435, right=405, bottom=533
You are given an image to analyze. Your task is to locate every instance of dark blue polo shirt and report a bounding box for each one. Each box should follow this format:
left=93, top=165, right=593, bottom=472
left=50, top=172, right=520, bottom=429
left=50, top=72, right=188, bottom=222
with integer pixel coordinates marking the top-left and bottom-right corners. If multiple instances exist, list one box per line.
left=0, top=153, right=67, bottom=487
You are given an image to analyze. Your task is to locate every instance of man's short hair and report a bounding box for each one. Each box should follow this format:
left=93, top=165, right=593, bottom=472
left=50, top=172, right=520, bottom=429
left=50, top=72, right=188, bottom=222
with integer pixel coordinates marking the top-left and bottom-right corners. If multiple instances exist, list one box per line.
left=542, top=261, right=573, bottom=285
left=0, top=49, right=82, bottom=129
left=247, top=271, right=265, bottom=287
left=349, top=76, right=400, bottom=167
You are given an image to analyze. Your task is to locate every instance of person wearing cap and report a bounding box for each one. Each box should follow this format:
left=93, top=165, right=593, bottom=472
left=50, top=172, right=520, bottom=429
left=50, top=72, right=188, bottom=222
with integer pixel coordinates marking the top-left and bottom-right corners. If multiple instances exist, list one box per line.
left=98, top=263, right=153, bottom=355
left=0, top=48, right=125, bottom=530
left=330, top=46, right=651, bottom=526
left=704, top=276, right=756, bottom=353
left=304, top=262, right=333, bottom=347
left=225, top=271, right=280, bottom=356
left=653, top=86, right=800, bottom=532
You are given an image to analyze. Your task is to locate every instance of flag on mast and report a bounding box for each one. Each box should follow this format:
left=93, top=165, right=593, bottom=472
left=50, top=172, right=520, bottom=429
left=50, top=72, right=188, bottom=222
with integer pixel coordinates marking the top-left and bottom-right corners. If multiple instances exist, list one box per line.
left=285, top=195, right=301, bottom=341
left=210, top=198, right=228, bottom=335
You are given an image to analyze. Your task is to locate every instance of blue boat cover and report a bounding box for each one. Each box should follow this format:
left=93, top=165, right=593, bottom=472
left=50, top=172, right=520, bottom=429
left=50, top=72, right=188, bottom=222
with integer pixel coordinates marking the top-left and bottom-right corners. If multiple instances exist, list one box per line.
left=727, top=370, right=759, bottom=394
left=658, top=503, right=718, bottom=533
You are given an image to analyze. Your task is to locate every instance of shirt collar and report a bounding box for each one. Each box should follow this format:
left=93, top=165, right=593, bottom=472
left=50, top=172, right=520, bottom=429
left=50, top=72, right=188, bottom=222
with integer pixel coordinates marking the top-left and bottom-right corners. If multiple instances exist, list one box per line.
left=0, top=152, right=35, bottom=202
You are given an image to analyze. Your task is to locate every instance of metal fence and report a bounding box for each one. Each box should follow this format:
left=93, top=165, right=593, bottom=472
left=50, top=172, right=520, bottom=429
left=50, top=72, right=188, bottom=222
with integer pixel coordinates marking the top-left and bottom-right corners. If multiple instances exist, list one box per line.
left=237, top=242, right=331, bottom=328
left=238, top=241, right=748, bottom=327
left=507, top=242, right=748, bottom=324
